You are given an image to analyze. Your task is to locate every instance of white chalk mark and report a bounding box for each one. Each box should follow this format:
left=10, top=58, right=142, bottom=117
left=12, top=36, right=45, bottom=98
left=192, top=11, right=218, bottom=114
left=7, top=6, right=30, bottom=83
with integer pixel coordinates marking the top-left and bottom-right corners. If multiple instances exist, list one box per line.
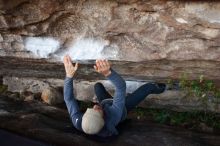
left=176, top=18, right=188, bottom=24
left=24, top=37, right=119, bottom=61
left=25, top=37, right=60, bottom=58
left=59, top=37, right=119, bottom=61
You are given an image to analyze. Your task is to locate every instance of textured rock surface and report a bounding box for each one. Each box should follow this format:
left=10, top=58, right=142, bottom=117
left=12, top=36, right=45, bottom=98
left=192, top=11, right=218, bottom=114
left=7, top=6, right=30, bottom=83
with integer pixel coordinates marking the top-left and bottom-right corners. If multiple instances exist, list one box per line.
left=41, top=86, right=63, bottom=105
left=0, top=0, right=220, bottom=79
left=0, top=95, right=220, bottom=146
left=0, top=0, right=220, bottom=112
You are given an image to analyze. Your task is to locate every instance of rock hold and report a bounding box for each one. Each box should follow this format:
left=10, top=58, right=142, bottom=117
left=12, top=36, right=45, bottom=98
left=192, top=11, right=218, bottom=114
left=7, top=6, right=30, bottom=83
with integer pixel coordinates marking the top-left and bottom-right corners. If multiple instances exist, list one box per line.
left=41, top=86, right=63, bottom=105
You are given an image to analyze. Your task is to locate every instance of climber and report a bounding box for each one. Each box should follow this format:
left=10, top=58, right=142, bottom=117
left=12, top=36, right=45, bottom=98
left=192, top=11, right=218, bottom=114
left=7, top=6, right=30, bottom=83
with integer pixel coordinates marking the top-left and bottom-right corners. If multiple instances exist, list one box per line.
left=63, top=55, right=166, bottom=139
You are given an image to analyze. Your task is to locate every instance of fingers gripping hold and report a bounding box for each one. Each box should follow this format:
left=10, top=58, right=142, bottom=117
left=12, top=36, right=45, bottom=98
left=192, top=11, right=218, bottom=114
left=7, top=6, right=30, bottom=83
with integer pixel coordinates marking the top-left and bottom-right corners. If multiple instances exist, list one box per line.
left=94, top=59, right=111, bottom=77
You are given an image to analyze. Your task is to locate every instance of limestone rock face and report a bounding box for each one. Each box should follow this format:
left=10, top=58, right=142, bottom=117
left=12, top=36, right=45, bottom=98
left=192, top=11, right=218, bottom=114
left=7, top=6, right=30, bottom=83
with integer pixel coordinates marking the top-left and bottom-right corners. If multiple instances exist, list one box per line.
left=1, top=0, right=220, bottom=110
left=0, top=0, right=219, bottom=80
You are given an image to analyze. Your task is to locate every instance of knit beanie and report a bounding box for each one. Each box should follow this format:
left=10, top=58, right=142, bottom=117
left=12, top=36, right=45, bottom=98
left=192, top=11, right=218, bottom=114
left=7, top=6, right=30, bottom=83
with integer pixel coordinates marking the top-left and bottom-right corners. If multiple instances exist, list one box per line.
left=82, top=108, right=104, bottom=134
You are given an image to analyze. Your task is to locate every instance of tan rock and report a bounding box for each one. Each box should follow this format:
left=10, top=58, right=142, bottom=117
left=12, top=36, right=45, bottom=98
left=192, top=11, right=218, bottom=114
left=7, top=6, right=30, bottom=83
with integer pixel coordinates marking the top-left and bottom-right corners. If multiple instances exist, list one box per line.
left=11, top=42, right=24, bottom=51
left=2, top=42, right=11, bottom=50
left=49, top=14, right=85, bottom=40
left=41, top=86, right=63, bottom=105
left=24, top=95, right=35, bottom=101
left=20, top=91, right=35, bottom=101
left=4, top=0, right=59, bottom=28
left=0, top=16, right=7, bottom=29
left=2, top=34, right=23, bottom=43
left=0, top=34, right=3, bottom=42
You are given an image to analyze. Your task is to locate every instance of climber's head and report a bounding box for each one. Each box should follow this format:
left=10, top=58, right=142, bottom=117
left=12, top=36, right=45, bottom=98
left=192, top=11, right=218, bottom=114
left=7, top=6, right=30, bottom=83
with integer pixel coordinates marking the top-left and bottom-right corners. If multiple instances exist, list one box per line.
left=81, top=105, right=104, bottom=134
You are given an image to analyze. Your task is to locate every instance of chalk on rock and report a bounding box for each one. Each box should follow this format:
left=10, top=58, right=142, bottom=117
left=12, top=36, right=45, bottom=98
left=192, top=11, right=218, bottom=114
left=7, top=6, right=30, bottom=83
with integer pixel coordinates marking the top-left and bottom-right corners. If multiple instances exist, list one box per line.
left=25, top=37, right=60, bottom=58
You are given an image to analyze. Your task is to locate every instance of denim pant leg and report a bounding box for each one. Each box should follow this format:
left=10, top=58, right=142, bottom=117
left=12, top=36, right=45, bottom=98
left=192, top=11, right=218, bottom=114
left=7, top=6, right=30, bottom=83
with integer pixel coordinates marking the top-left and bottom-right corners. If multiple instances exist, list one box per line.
left=94, top=82, right=113, bottom=103
left=125, top=83, right=165, bottom=112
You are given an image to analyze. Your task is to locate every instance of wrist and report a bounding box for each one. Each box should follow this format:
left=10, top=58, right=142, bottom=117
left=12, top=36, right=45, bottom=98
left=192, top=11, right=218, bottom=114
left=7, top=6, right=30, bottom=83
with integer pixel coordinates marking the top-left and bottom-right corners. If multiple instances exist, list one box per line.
left=66, top=73, right=75, bottom=78
left=66, top=75, right=73, bottom=78
left=103, top=70, right=111, bottom=77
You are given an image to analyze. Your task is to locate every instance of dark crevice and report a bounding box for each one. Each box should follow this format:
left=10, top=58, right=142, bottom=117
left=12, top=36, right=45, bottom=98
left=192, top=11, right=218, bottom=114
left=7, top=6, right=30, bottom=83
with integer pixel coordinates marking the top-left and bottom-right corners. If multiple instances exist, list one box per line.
left=0, top=76, right=3, bottom=84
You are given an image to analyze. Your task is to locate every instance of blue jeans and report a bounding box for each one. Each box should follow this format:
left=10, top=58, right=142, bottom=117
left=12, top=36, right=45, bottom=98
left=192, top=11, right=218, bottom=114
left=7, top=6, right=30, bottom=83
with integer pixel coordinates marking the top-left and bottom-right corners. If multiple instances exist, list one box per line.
left=94, top=82, right=166, bottom=112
